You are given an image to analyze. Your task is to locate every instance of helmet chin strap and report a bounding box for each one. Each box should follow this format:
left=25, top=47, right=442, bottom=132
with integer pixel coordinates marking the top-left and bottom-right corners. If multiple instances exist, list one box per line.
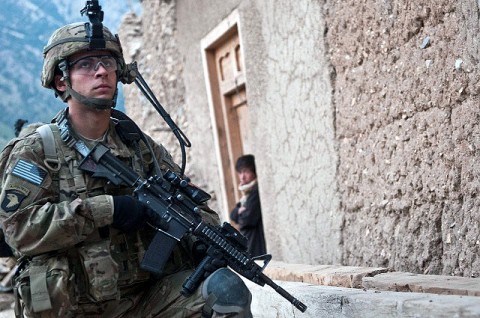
left=66, top=85, right=117, bottom=110
left=57, top=59, right=117, bottom=110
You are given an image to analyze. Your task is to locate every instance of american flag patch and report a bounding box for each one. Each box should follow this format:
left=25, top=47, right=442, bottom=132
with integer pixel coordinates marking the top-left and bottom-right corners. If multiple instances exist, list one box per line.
left=11, top=160, right=47, bottom=186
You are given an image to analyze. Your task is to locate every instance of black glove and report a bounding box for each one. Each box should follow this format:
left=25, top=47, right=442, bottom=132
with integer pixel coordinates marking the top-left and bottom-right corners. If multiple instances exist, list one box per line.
left=112, top=195, right=149, bottom=232
left=193, top=242, right=227, bottom=278
left=192, top=240, right=208, bottom=266
left=203, top=249, right=227, bottom=278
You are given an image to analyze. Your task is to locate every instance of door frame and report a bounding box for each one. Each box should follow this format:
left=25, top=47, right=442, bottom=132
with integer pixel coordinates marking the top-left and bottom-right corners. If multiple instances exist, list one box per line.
left=201, top=9, right=246, bottom=219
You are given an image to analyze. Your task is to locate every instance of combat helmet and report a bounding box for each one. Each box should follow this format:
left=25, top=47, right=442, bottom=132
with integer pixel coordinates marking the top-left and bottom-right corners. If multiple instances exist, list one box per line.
left=42, top=22, right=136, bottom=109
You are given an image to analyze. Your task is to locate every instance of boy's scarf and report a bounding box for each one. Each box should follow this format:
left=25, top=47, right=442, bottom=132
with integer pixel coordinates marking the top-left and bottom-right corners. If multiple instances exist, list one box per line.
left=239, top=179, right=257, bottom=206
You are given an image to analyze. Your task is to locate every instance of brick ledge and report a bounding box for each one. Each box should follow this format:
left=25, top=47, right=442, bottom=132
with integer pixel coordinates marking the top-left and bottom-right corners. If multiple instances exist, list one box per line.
left=263, top=261, right=480, bottom=297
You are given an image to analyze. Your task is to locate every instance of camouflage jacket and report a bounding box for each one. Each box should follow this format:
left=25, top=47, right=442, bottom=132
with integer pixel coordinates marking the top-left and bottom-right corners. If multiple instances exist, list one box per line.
left=0, top=108, right=220, bottom=313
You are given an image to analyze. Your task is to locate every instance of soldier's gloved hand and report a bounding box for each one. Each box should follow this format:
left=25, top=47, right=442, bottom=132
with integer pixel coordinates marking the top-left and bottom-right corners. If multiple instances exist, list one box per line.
left=112, top=195, right=149, bottom=232
left=192, top=240, right=209, bottom=266
left=193, top=242, right=227, bottom=279
left=203, top=249, right=227, bottom=278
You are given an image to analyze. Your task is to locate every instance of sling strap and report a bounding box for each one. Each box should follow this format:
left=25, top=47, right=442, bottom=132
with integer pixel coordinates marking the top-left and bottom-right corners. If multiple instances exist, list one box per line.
left=36, top=124, right=60, bottom=172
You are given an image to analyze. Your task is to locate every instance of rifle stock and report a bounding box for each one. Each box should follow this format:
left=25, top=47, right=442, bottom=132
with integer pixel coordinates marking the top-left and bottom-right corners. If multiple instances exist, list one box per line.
left=79, top=143, right=307, bottom=313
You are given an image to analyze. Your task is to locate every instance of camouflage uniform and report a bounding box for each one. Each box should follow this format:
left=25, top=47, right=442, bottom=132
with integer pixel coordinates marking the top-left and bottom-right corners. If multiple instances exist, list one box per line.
left=0, top=19, right=252, bottom=318
left=0, top=110, right=220, bottom=317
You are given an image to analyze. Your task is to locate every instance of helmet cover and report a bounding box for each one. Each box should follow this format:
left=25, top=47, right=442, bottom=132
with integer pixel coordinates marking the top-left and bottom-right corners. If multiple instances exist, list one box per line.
left=41, top=22, right=129, bottom=90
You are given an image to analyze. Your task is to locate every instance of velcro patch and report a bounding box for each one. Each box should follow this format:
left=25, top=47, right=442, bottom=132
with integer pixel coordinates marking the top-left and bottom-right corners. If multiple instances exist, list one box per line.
left=1, top=189, right=28, bottom=212
left=11, top=159, right=47, bottom=186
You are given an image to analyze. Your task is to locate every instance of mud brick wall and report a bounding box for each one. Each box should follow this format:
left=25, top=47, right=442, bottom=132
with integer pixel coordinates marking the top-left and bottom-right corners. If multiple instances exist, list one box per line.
left=326, top=0, right=480, bottom=276
left=119, top=0, right=480, bottom=276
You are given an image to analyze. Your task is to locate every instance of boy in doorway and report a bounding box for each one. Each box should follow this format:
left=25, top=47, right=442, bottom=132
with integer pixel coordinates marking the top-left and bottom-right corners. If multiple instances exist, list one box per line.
left=230, top=155, right=267, bottom=256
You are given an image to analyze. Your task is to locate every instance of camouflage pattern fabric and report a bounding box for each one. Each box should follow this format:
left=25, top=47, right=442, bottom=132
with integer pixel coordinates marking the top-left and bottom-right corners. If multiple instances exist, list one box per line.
left=0, top=109, right=221, bottom=317
left=41, top=22, right=124, bottom=89
left=42, top=22, right=136, bottom=96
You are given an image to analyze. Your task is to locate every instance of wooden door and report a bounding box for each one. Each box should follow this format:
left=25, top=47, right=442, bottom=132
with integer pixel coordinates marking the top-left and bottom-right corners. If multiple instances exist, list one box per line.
left=202, top=17, right=249, bottom=216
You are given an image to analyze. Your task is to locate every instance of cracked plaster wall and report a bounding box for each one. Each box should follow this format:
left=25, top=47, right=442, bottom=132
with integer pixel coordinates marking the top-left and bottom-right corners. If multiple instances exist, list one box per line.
left=119, top=0, right=341, bottom=266
left=119, top=0, right=480, bottom=275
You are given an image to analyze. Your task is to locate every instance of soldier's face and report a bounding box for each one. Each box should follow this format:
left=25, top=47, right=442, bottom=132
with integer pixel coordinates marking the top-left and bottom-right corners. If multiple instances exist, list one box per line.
left=67, top=50, right=118, bottom=100
left=237, top=168, right=256, bottom=186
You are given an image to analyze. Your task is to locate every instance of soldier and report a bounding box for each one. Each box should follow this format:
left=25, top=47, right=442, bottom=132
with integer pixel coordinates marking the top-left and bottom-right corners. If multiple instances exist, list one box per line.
left=0, top=21, right=252, bottom=317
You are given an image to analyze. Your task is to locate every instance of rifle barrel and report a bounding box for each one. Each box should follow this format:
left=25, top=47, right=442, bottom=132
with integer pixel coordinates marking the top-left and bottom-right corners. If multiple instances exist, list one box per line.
left=260, top=272, right=307, bottom=312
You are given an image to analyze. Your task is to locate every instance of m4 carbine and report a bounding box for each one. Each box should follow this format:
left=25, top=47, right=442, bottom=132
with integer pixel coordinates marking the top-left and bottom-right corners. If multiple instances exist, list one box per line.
left=79, top=143, right=307, bottom=313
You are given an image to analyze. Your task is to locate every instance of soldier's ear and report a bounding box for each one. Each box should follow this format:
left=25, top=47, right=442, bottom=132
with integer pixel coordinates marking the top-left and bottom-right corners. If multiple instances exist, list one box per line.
left=54, top=74, right=67, bottom=92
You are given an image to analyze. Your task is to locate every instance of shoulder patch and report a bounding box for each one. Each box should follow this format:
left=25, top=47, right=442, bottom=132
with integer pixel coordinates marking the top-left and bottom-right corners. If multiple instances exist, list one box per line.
left=1, top=189, right=28, bottom=212
left=11, top=159, right=47, bottom=186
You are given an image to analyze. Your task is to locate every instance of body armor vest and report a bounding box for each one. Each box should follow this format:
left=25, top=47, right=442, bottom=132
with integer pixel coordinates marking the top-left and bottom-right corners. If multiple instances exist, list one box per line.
left=35, top=120, right=152, bottom=303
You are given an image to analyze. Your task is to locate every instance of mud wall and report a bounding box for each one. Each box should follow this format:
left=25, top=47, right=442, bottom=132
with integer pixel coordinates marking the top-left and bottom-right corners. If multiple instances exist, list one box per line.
left=326, top=0, right=480, bottom=276
left=119, top=0, right=480, bottom=276
left=119, top=0, right=341, bottom=266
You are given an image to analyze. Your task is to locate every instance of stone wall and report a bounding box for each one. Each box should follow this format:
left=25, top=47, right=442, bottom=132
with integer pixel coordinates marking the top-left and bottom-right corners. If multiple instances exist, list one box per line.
left=240, top=1, right=341, bottom=264
left=119, top=0, right=480, bottom=276
left=119, top=0, right=342, bottom=266
left=326, top=0, right=480, bottom=276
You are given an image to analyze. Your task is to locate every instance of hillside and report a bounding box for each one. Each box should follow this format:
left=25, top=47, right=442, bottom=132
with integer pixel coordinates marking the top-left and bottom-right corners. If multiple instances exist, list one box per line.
left=0, top=0, right=139, bottom=148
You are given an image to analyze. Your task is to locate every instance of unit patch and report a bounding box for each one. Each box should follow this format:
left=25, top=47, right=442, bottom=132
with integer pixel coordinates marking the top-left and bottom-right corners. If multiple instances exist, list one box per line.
left=1, top=189, right=28, bottom=212
left=11, top=159, right=47, bottom=186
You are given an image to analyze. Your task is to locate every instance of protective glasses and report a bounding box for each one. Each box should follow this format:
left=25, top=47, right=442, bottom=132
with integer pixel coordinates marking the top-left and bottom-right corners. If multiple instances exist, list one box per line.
left=68, top=55, right=118, bottom=75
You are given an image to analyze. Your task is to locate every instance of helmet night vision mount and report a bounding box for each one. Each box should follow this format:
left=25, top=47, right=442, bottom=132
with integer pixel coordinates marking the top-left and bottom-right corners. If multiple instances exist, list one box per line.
left=81, top=0, right=106, bottom=49
left=80, top=0, right=191, bottom=176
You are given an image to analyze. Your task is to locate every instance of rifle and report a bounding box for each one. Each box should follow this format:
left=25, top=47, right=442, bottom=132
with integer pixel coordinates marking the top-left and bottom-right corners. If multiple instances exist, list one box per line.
left=78, top=143, right=307, bottom=313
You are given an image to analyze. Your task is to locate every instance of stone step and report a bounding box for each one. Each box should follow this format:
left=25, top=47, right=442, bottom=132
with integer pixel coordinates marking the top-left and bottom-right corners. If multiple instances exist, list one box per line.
left=244, top=279, right=480, bottom=318
left=263, top=261, right=388, bottom=288
left=362, top=271, right=480, bottom=296
left=251, top=261, right=480, bottom=316
left=263, top=261, right=480, bottom=298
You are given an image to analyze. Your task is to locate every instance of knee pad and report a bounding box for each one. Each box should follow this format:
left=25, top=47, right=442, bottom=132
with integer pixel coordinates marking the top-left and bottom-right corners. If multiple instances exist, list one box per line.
left=201, top=268, right=252, bottom=318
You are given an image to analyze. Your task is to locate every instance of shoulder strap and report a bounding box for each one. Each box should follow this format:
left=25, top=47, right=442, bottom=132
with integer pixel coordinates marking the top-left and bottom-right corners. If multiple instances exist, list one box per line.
left=38, top=123, right=91, bottom=200
left=36, top=124, right=61, bottom=172
left=35, top=124, right=64, bottom=202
